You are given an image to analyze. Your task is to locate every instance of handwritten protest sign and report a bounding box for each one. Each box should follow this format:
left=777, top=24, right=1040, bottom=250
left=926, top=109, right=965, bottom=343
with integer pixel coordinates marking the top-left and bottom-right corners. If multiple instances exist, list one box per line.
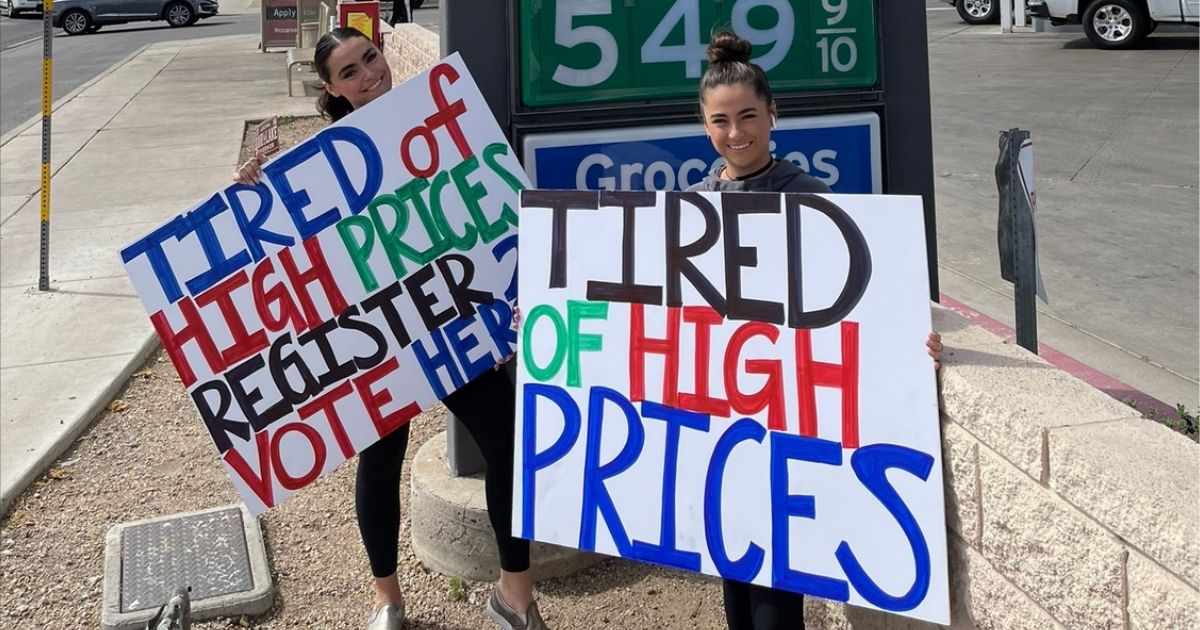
left=120, top=54, right=528, bottom=514
left=514, top=191, right=948, bottom=623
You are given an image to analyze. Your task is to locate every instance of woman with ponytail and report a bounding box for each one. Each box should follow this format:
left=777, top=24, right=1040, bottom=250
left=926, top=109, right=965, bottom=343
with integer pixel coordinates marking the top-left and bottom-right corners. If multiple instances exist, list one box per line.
left=234, top=28, right=548, bottom=630
left=689, top=30, right=943, bottom=630
left=312, top=28, right=359, bottom=122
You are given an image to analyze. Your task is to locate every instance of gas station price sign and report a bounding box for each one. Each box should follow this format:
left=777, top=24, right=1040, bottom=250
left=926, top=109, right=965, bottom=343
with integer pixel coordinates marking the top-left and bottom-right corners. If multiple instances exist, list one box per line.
left=519, top=0, right=878, bottom=107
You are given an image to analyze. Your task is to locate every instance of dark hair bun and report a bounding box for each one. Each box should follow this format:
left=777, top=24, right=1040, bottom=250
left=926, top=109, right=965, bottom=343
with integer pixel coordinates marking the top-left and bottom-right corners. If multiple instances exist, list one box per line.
left=707, top=31, right=752, bottom=65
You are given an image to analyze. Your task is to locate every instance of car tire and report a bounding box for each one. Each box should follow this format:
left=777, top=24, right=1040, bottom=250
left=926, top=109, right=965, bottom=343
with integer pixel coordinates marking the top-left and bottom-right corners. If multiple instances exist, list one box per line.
left=956, top=0, right=1000, bottom=25
left=61, top=9, right=91, bottom=34
left=5, top=0, right=19, bottom=18
left=1083, top=0, right=1149, bottom=49
left=164, top=1, right=194, bottom=26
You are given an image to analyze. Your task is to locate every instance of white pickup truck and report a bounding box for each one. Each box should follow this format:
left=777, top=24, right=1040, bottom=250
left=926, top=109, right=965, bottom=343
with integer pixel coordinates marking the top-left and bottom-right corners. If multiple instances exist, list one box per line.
left=1029, top=0, right=1199, bottom=48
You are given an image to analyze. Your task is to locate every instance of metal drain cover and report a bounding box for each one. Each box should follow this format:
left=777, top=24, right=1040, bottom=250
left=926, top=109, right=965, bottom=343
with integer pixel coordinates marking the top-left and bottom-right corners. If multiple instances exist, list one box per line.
left=102, top=504, right=272, bottom=630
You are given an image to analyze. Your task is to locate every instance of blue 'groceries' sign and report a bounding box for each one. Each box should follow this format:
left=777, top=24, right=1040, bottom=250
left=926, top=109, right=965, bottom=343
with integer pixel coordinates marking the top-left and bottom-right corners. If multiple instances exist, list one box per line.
left=522, top=112, right=881, bottom=194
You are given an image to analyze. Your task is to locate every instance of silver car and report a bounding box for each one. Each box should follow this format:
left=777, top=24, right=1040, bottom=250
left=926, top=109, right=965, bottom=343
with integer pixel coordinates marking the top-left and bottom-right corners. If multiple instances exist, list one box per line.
left=51, top=0, right=218, bottom=34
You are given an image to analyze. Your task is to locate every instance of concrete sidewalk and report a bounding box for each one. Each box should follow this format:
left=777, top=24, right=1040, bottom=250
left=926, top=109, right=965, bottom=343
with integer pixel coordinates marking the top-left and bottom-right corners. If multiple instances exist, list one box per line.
left=0, top=34, right=314, bottom=513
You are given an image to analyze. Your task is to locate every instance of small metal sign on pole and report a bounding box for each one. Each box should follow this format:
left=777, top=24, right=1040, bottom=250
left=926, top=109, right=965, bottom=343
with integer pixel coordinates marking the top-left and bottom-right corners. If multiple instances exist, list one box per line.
left=38, top=0, right=53, bottom=291
left=996, top=128, right=1047, bottom=354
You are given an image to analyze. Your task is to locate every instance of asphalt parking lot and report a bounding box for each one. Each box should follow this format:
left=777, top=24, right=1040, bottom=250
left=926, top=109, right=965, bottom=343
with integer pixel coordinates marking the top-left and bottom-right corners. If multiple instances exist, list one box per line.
left=925, top=1, right=1198, bottom=408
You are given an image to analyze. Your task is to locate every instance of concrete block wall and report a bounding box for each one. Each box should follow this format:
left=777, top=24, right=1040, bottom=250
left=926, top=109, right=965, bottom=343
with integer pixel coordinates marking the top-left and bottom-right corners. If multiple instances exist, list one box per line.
left=383, top=23, right=441, bottom=87
left=812, top=308, right=1199, bottom=630
left=383, top=24, right=1199, bottom=630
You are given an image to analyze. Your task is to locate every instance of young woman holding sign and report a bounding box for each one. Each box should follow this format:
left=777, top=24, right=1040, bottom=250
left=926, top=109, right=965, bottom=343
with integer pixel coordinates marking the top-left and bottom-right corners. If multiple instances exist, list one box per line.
left=234, top=28, right=547, bottom=630
left=687, top=30, right=943, bottom=630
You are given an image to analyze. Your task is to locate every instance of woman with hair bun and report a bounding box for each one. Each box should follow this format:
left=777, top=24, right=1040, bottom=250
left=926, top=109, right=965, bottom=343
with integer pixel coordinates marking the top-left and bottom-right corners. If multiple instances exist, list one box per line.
left=688, top=30, right=829, bottom=193
left=234, top=27, right=548, bottom=630
left=688, top=30, right=943, bottom=630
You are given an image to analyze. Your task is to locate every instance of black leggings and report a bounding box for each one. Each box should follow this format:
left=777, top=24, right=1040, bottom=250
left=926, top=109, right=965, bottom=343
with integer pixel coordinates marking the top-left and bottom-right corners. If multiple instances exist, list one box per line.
left=354, top=367, right=530, bottom=578
left=723, top=579, right=806, bottom=630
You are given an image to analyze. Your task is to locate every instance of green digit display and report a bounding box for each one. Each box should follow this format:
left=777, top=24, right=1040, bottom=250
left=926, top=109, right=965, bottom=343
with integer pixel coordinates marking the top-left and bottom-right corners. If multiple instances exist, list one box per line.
left=519, top=0, right=878, bottom=108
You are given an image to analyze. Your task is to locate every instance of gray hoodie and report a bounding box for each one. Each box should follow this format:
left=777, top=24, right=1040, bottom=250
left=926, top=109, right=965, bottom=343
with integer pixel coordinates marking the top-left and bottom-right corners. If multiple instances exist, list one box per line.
left=686, top=159, right=832, bottom=194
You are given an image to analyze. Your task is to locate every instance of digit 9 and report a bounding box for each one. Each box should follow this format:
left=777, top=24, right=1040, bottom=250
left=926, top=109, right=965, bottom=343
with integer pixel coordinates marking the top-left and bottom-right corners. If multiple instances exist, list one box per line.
left=822, top=0, right=848, bottom=26
left=731, top=0, right=796, bottom=73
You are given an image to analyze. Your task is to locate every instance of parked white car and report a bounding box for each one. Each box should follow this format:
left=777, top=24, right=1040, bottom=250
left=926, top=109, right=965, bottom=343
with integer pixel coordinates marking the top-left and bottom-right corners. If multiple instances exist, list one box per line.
left=3, top=0, right=43, bottom=17
left=1029, top=0, right=1199, bottom=48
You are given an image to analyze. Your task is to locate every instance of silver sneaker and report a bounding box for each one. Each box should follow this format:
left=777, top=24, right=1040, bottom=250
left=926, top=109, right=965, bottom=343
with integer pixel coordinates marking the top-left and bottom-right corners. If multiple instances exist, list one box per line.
left=487, top=587, right=549, bottom=630
left=366, top=602, right=404, bottom=630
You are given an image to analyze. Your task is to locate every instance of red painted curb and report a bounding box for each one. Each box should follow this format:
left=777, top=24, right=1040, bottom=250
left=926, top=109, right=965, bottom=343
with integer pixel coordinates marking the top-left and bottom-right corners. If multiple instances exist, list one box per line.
left=938, top=293, right=1183, bottom=423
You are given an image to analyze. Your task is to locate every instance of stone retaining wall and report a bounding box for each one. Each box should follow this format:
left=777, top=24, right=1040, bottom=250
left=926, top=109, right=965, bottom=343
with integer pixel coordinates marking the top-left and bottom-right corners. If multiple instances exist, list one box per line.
left=806, top=307, right=1198, bottom=630
left=383, top=23, right=441, bottom=87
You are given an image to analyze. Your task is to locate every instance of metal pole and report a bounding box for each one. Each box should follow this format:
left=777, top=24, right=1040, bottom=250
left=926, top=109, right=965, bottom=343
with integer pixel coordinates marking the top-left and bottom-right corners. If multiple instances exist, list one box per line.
left=879, top=0, right=939, bottom=301
left=1008, top=129, right=1038, bottom=353
left=445, top=410, right=486, bottom=476
left=38, top=0, right=53, bottom=292
left=436, top=0, right=510, bottom=478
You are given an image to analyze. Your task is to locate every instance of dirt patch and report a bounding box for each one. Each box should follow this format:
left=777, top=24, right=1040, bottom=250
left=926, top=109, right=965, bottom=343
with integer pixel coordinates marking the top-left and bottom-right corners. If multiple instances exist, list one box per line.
left=0, top=116, right=725, bottom=630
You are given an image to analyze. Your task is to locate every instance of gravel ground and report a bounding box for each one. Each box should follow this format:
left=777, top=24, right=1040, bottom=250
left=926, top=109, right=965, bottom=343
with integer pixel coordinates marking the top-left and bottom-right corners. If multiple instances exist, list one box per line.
left=0, top=116, right=728, bottom=630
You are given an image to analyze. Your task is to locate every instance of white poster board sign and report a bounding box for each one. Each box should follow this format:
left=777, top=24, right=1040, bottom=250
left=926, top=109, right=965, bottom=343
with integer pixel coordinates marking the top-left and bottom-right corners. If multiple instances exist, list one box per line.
left=514, top=190, right=949, bottom=624
left=120, top=54, right=528, bottom=514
